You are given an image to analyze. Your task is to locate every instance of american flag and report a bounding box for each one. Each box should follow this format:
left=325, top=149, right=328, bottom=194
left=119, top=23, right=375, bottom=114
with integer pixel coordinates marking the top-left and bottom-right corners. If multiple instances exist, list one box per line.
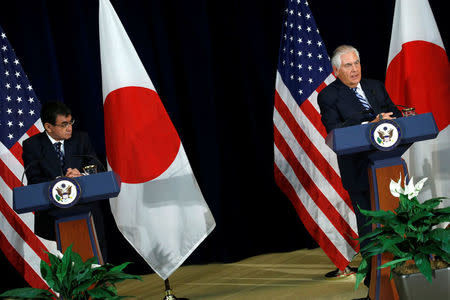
left=273, top=0, right=359, bottom=270
left=0, top=27, right=55, bottom=289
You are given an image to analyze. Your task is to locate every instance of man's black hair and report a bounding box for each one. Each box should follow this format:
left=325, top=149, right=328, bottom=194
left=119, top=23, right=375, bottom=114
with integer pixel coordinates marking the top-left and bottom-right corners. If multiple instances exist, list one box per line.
left=40, top=102, right=72, bottom=125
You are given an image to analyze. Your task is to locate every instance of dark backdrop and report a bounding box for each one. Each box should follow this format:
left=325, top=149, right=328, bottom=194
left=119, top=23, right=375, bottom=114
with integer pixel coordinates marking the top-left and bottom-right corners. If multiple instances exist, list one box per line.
left=1, top=0, right=448, bottom=290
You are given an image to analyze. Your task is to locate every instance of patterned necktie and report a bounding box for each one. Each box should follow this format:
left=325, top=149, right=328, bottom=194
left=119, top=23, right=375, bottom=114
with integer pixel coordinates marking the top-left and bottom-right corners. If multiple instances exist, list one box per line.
left=54, top=142, right=64, bottom=167
left=351, top=87, right=371, bottom=110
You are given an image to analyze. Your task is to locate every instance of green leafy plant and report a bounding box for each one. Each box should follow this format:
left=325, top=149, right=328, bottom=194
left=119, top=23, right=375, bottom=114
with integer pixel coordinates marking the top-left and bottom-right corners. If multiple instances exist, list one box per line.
left=354, top=175, right=450, bottom=288
left=0, top=245, right=141, bottom=299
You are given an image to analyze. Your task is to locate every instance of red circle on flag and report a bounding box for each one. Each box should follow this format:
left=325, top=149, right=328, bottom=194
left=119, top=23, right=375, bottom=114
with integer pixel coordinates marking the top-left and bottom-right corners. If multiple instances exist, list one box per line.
left=104, top=86, right=180, bottom=183
left=386, top=41, right=450, bottom=131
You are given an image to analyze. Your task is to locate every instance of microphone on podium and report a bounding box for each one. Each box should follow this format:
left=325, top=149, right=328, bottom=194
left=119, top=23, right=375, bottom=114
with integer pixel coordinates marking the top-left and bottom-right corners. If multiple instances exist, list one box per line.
left=395, top=104, right=416, bottom=117
left=71, top=154, right=107, bottom=173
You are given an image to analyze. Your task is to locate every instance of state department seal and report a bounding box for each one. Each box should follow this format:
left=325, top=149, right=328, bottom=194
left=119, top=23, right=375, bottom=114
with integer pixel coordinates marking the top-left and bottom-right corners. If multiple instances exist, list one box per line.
left=48, top=177, right=82, bottom=208
left=369, top=119, right=402, bottom=151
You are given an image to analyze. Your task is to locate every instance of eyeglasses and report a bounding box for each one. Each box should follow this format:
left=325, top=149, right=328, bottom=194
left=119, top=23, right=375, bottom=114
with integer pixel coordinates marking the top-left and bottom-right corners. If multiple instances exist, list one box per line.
left=53, top=119, right=75, bottom=128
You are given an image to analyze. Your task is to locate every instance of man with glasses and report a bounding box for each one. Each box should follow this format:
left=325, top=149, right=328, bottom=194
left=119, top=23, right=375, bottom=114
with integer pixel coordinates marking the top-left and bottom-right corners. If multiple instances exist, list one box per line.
left=22, top=101, right=105, bottom=247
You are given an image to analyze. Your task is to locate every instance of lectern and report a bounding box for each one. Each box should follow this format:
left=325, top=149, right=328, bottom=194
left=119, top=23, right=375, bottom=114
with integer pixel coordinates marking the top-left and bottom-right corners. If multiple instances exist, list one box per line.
left=13, top=171, right=121, bottom=264
left=326, top=113, right=438, bottom=300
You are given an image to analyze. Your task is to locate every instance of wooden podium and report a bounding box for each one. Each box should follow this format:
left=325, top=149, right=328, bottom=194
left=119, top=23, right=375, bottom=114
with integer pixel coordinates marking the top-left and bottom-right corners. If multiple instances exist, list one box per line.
left=13, top=171, right=121, bottom=264
left=326, top=113, right=438, bottom=300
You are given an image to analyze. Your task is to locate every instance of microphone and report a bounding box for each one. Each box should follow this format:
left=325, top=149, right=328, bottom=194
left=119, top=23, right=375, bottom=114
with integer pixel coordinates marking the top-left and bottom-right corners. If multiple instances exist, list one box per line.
left=395, top=104, right=416, bottom=117
left=71, top=154, right=107, bottom=173
left=21, top=159, right=42, bottom=185
left=395, top=104, right=413, bottom=109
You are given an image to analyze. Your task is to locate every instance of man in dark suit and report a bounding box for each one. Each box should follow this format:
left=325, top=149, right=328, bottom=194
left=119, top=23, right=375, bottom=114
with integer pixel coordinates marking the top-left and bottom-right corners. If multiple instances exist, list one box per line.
left=317, top=45, right=402, bottom=285
left=22, top=102, right=106, bottom=256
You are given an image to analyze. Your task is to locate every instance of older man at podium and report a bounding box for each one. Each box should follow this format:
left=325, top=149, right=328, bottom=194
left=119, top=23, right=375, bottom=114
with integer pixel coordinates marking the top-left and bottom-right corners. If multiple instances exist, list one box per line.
left=317, top=45, right=402, bottom=287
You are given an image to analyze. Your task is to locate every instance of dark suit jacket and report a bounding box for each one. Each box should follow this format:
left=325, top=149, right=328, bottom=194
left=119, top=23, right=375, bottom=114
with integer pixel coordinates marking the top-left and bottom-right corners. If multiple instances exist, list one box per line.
left=318, top=78, right=402, bottom=191
left=22, top=131, right=102, bottom=239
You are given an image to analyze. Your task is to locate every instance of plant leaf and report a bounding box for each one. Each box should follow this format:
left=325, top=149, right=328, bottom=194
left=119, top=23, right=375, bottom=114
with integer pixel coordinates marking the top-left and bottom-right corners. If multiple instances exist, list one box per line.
left=414, top=253, right=432, bottom=282
left=0, top=287, right=54, bottom=299
left=72, top=279, right=97, bottom=295
left=39, top=259, right=59, bottom=291
left=359, top=206, right=394, bottom=218
left=46, top=251, right=61, bottom=268
left=357, top=227, right=384, bottom=243
left=434, top=205, right=450, bottom=214
left=110, top=262, right=132, bottom=273
left=354, top=258, right=369, bottom=289
left=407, top=211, right=434, bottom=225
left=379, top=236, right=404, bottom=253
left=87, top=286, right=116, bottom=299
left=378, top=257, right=411, bottom=269
left=430, top=228, right=450, bottom=242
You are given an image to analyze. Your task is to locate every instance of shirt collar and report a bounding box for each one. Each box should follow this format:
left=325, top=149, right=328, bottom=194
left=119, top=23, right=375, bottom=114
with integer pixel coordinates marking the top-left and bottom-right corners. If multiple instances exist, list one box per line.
left=46, top=131, right=65, bottom=146
left=350, top=82, right=362, bottom=92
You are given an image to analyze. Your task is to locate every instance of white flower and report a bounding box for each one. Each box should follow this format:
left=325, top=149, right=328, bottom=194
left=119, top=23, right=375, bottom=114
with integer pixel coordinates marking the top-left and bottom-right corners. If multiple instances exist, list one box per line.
left=405, top=177, right=428, bottom=199
left=390, top=174, right=427, bottom=199
left=52, top=250, right=64, bottom=259
left=389, top=174, right=404, bottom=197
left=91, top=264, right=102, bottom=269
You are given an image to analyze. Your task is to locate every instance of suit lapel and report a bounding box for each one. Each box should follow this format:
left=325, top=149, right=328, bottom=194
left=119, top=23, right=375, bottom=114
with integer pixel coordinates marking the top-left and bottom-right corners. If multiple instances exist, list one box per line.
left=335, top=79, right=367, bottom=111
left=40, top=133, right=63, bottom=177
left=63, top=137, right=74, bottom=170
left=360, top=79, right=380, bottom=112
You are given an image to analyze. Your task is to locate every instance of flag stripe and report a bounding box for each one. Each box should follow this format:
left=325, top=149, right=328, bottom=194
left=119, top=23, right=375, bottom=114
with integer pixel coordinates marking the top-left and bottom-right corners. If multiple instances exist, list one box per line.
left=275, top=73, right=341, bottom=176
left=0, top=191, right=49, bottom=262
left=1, top=28, right=54, bottom=289
left=0, top=158, right=23, bottom=190
left=273, top=107, right=355, bottom=226
left=9, top=143, right=24, bottom=167
left=274, top=162, right=352, bottom=268
left=275, top=91, right=353, bottom=210
left=298, top=99, right=327, bottom=139
left=273, top=1, right=357, bottom=270
left=274, top=126, right=358, bottom=247
left=0, top=143, right=26, bottom=182
left=0, top=221, right=48, bottom=289
left=26, top=125, right=41, bottom=137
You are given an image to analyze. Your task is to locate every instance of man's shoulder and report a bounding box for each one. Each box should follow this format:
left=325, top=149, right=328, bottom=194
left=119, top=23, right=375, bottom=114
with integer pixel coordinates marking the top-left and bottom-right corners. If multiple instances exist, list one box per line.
left=66, top=131, right=92, bottom=146
left=69, top=130, right=89, bottom=139
left=318, top=79, right=344, bottom=101
left=23, top=132, right=47, bottom=146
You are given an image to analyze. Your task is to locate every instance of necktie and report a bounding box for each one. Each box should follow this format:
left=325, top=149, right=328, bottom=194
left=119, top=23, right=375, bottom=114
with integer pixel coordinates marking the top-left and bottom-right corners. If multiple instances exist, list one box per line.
left=54, top=142, right=64, bottom=167
left=351, top=87, right=371, bottom=110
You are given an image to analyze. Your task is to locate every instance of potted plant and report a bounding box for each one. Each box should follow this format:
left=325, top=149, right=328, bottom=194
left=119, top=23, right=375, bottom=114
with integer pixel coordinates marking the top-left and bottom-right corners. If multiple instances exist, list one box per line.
left=354, top=175, right=449, bottom=300
left=0, top=245, right=141, bottom=299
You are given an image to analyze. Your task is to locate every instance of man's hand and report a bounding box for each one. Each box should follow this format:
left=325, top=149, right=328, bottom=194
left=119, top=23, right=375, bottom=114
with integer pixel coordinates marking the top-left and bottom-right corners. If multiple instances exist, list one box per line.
left=371, top=112, right=396, bottom=123
left=65, top=168, right=82, bottom=178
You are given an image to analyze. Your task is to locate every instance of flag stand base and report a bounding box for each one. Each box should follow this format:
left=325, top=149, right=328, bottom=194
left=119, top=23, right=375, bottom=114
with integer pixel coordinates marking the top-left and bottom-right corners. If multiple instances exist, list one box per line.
left=163, top=289, right=177, bottom=300
left=163, top=278, right=189, bottom=300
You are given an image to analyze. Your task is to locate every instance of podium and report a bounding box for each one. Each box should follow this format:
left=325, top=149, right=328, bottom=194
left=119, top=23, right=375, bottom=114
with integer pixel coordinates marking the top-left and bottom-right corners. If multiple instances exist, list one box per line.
left=326, top=113, right=438, bottom=300
left=13, top=171, right=121, bottom=264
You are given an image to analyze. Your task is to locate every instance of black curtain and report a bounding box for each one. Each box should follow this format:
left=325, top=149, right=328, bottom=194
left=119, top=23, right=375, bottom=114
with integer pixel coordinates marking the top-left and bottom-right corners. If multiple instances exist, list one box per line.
left=1, top=0, right=448, bottom=290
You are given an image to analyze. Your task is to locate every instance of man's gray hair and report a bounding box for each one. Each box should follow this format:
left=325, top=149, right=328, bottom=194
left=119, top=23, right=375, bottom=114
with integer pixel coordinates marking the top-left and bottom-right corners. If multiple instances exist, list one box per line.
left=331, top=45, right=360, bottom=69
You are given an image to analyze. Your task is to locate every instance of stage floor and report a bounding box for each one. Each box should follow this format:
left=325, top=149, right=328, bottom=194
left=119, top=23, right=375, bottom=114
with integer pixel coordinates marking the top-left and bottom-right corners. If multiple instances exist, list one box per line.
left=117, top=248, right=368, bottom=299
